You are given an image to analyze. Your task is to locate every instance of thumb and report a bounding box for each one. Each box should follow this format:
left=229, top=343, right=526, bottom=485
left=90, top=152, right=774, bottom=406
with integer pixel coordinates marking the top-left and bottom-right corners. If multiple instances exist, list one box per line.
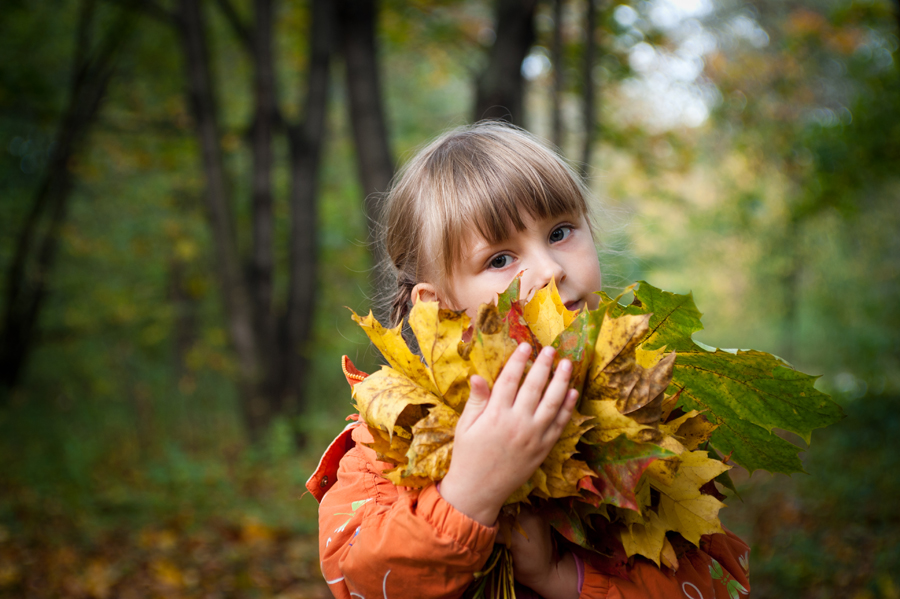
left=458, top=375, right=491, bottom=430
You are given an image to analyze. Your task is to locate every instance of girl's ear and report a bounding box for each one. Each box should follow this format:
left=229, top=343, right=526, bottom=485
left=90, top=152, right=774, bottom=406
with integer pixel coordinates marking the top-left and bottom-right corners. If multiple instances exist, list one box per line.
left=411, top=282, right=439, bottom=306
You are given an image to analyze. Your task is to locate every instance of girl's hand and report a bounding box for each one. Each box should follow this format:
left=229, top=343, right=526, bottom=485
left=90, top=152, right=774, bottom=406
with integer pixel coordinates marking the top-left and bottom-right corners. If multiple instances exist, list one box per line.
left=439, top=343, right=578, bottom=527
left=509, top=507, right=579, bottom=599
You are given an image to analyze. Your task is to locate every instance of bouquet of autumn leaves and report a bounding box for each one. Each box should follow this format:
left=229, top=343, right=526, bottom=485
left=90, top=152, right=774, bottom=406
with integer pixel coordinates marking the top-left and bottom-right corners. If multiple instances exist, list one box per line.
left=348, top=277, right=842, bottom=577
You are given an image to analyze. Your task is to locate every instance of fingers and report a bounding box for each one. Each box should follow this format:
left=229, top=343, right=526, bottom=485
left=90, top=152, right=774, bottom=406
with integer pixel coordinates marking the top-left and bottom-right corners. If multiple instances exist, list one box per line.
left=517, top=347, right=573, bottom=417
left=541, top=389, right=578, bottom=444
left=491, top=343, right=534, bottom=408
left=460, top=375, right=491, bottom=429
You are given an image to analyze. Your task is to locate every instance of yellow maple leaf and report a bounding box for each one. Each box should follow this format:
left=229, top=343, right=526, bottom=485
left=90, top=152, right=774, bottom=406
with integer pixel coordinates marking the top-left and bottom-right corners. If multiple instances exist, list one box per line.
left=352, top=310, right=441, bottom=396
left=408, top=301, right=472, bottom=410
left=522, top=278, right=578, bottom=346
left=580, top=399, right=658, bottom=445
left=587, top=314, right=649, bottom=385
left=469, top=304, right=518, bottom=387
left=366, top=425, right=411, bottom=465
left=619, top=509, right=668, bottom=566
left=352, top=366, right=440, bottom=439
left=649, top=450, right=729, bottom=545
left=660, top=410, right=719, bottom=451
left=405, top=403, right=459, bottom=480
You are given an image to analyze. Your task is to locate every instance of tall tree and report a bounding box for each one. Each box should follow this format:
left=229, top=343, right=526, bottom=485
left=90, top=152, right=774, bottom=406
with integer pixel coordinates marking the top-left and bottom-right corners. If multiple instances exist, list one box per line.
left=474, top=0, right=539, bottom=124
left=119, top=0, right=336, bottom=440
left=580, top=0, right=597, bottom=178
left=335, top=0, right=395, bottom=247
left=551, top=0, right=564, bottom=148
left=0, top=0, right=132, bottom=397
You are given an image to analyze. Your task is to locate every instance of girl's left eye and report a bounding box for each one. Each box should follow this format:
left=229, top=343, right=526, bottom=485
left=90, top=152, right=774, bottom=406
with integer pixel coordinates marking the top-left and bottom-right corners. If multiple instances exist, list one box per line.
left=489, top=254, right=513, bottom=269
left=549, top=225, right=572, bottom=243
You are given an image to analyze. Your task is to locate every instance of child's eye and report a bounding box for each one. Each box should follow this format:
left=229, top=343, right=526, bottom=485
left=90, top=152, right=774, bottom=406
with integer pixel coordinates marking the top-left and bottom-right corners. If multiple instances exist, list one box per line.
left=549, top=225, right=572, bottom=243
left=489, top=254, right=513, bottom=269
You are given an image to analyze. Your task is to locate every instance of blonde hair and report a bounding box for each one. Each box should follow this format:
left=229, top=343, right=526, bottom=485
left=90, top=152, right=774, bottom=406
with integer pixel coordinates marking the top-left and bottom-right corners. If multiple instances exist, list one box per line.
left=381, top=121, right=593, bottom=326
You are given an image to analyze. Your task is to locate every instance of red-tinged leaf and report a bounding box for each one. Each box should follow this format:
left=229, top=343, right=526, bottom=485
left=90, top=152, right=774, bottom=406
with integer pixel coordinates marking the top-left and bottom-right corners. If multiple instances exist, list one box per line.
left=505, top=300, right=542, bottom=359
left=553, top=309, right=603, bottom=391
left=580, top=436, right=674, bottom=511
left=544, top=499, right=593, bottom=550
left=497, top=272, right=523, bottom=316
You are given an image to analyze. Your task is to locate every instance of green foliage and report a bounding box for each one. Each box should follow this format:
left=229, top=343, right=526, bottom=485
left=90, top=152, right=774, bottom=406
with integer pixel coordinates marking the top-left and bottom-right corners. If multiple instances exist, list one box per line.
left=606, top=282, right=843, bottom=474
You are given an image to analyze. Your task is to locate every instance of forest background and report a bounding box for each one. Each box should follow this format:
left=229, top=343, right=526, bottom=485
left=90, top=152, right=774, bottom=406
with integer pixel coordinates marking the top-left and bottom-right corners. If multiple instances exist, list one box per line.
left=1, top=0, right=898, bottom=597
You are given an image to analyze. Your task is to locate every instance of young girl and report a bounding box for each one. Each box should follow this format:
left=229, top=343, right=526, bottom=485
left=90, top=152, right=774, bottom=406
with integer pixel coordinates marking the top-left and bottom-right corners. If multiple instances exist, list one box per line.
left=307, top=122, right=750, bottom=599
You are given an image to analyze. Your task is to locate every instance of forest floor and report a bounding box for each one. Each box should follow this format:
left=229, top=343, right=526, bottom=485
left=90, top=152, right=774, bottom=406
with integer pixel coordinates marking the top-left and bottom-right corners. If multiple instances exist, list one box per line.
left=1, top=395, right=897, bottom=599
left=0, top=514, right=331, bottom=598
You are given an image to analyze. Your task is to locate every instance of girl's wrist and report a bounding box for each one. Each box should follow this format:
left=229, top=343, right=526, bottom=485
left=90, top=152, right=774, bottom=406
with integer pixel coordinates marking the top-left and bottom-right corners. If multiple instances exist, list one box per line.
left=437, top=472, right=501, bottom=527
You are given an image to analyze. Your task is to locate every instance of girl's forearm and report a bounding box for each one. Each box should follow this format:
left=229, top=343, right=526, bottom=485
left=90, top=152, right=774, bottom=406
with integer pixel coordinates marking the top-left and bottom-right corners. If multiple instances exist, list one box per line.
left=523, top=552, right=580, bottom=599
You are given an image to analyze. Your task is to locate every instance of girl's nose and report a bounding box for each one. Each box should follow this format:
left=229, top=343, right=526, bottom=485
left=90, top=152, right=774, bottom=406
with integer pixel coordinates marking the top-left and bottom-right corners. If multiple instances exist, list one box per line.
left=526, top=253, right=566, bottom=299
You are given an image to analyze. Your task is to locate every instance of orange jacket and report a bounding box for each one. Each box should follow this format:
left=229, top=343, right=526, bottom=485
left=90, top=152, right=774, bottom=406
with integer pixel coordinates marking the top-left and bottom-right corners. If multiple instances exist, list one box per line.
left=308, top=421, right=751, bottom=599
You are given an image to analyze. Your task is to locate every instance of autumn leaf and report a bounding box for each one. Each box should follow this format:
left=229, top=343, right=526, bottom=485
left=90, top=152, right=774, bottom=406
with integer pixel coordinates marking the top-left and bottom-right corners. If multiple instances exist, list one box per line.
left=619, top=508, right=668, bottom=566
left=579, top=436, right=674, bottom=511
left=352, top=366, right=439, bottom=439
left=603, top=281, right=844, bottom=474
left=580, top=398, right=658, bottom=445
left=660, top=410, right=719, bottom=451
left=405, top=403, right=459, bottom=480
left=553, top=308, right=603, bottom=391
left=522, top=278, right=578, bottom=346
left=408, top=301, right=472, bottom=410
left=647, top=450, right=730, bottom=545
left=349, top=276, right=841, bottom=576
left=469, top=303, right=519, bottom=387
left=351, top=310, right=441, bottom=397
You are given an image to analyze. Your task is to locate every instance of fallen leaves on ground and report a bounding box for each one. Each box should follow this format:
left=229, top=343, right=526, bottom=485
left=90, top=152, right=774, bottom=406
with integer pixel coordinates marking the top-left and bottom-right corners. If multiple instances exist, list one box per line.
left=0, top=517, right=330, bottom=599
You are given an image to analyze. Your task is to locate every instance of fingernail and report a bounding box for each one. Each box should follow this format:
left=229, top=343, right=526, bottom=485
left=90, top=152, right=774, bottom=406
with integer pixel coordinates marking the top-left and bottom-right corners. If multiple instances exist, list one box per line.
left=517, top=343, right=531, bottom=355
left=541, top=346, right=555, bottom=358
left=559, top=359, right=572, bottom=372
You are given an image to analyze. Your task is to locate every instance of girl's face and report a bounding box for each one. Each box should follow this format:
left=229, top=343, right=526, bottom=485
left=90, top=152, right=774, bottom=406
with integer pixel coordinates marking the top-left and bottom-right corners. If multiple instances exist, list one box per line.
left=438, top=212, right=602, bottom=316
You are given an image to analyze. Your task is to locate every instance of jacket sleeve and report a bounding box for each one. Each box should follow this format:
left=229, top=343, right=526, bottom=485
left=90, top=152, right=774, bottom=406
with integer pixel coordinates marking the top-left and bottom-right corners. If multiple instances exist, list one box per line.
left=318, top=425, right=499, bottom=599
left=580, top=528, right=750, bottom=599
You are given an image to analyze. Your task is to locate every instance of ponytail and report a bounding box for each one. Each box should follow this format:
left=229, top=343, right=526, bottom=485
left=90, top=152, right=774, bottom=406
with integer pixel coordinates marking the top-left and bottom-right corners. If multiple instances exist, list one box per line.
left=389, top=271, right=416, bottom=327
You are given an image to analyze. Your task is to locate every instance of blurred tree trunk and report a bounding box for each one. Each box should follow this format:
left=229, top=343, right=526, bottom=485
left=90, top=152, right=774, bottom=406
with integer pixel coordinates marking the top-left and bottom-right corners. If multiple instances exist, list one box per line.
left=175, top=0, right=267, bottom=437
left=249, top=0, right=279, bottom=410
left=0, top=0, right=130, bottom=398
left=551, top=0, right=564, bottom=148
left=895, top=0, right=900, bottom=45
left=283, top=0, right=335, bottom=435
left=580, top=0, right=597, bottom=179
left=189, top=0, right=335, bottom=441
left=474, top=0, right=538, bottom=125
left=335, top=0, right=395, bottom=247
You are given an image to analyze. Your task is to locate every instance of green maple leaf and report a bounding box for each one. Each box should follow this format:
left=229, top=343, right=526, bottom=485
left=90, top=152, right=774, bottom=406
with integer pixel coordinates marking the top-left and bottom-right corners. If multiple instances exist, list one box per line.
left=603, top=281, right=844, bottom=474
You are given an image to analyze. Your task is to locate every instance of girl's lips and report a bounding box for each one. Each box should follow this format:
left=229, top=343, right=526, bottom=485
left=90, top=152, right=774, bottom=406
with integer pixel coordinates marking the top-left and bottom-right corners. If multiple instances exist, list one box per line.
left=564, top=300, right=583, bottom=312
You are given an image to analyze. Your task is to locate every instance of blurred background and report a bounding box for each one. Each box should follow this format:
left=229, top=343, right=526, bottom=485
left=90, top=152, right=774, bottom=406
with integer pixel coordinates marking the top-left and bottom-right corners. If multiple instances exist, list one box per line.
left=1, top=0, right=898, bottom=596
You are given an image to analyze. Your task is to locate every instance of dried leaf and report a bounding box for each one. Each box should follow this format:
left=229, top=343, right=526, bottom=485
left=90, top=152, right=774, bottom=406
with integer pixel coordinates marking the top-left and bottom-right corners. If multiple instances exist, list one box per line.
left=523, top=278, right=577, bottom=346
left=352, top=366, right=439, bottom=439
left=470, top=304, right=518, bottom=387
left=408, top=301, right=472, bottom=410
left=619, top=509, right=668, bottom=566
left=579, top=436, right=674, bottom=512
left=660, top=410, right=719, bottom=451
left=405, top=403, right=459, bottom=480
left=352, top=310, right=441, bottom=396
left=581, top=399, right=658, bottom=445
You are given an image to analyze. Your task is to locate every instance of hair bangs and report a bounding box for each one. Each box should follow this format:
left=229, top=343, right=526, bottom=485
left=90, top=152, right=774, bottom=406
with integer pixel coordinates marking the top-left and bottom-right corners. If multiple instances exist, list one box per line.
left=429, top=127, right=589, bottom=280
